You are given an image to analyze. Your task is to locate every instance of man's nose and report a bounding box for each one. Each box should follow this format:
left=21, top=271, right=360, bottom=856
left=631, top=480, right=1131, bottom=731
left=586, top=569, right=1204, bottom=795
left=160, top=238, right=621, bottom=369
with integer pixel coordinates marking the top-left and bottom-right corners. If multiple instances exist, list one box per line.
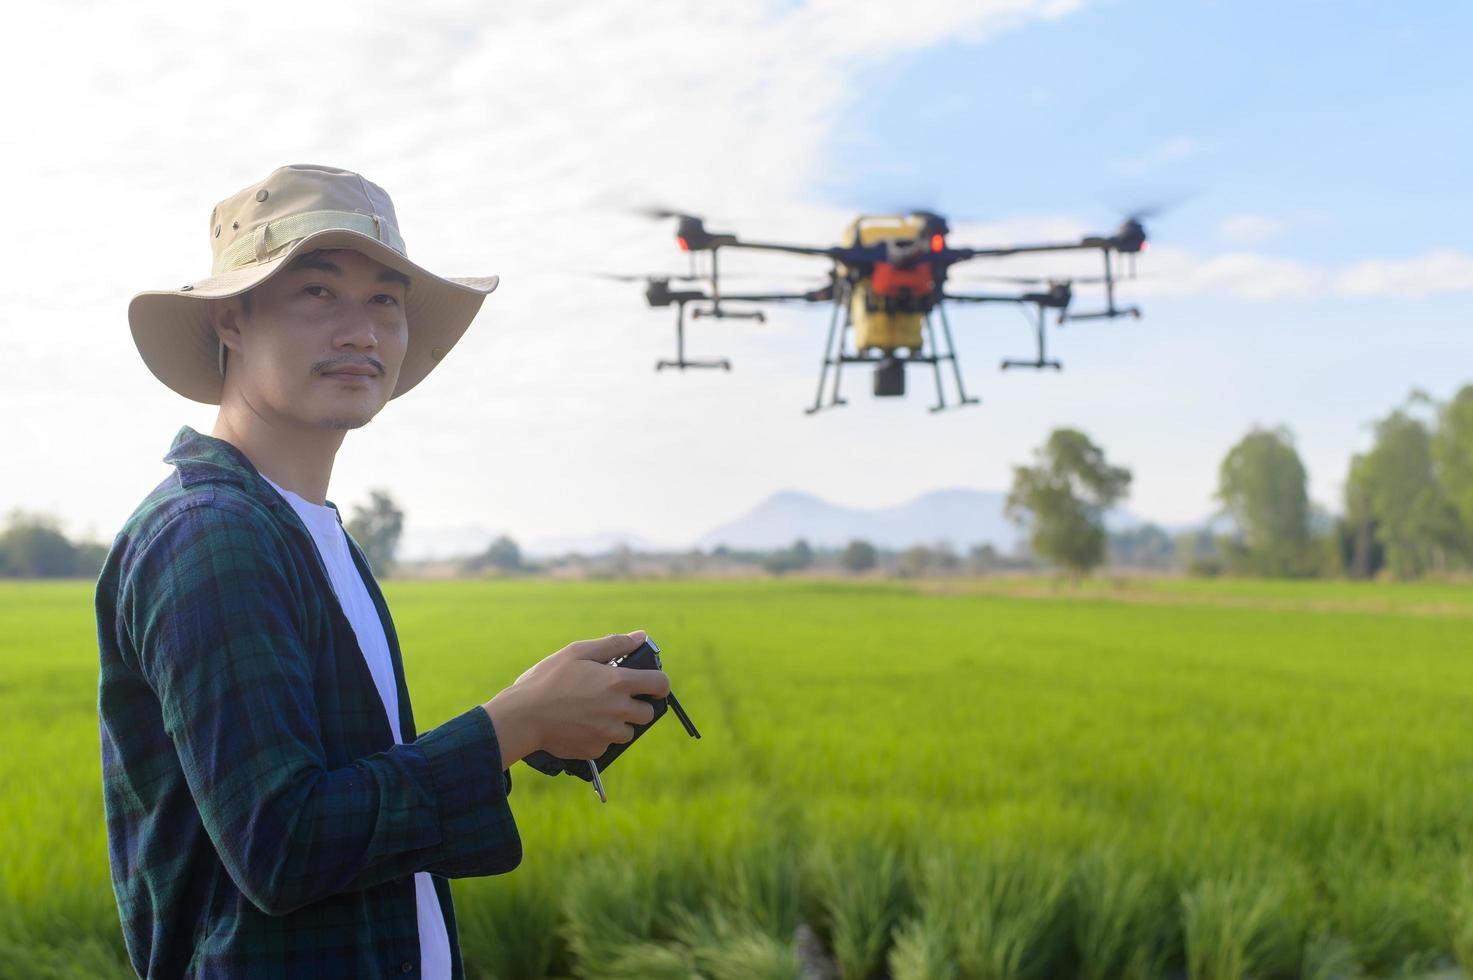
left=333, top=312, right=379, bottom=350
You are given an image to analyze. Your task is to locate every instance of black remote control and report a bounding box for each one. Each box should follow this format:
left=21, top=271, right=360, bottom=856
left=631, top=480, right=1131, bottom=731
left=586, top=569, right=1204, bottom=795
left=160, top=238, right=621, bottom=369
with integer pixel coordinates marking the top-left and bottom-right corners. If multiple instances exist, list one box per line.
left=522, top=638, right=700, bottom=799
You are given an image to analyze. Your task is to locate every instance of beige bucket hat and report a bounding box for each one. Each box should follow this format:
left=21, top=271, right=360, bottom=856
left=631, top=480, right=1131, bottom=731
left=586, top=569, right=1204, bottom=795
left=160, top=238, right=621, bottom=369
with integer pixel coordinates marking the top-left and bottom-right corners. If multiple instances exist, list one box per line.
left=128, top=163, right=499, bottom=404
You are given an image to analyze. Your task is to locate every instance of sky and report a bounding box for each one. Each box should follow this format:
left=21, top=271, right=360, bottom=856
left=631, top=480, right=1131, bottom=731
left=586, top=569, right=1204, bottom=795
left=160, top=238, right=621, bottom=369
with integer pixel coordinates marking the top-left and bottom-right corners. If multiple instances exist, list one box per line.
left=2, top=0, right=1470, bottom=554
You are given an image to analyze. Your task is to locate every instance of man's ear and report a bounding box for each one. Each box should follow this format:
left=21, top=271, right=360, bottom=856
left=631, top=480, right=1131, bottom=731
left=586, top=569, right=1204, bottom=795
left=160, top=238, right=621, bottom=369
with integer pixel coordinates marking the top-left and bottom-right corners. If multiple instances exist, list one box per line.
left=207, top=297, right=245, bottom=354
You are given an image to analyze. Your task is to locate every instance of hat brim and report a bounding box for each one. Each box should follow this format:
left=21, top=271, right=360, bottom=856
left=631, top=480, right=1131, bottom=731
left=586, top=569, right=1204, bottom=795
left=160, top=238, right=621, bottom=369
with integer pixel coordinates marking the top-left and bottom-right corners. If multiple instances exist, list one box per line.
left=128, top=227, right=498, bottom=404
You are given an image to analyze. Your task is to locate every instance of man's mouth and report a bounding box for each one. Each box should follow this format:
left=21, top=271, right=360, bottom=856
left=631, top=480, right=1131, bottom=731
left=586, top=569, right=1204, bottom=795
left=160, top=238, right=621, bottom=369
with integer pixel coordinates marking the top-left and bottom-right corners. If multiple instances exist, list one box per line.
left=318, top=361, right=382, bottom=381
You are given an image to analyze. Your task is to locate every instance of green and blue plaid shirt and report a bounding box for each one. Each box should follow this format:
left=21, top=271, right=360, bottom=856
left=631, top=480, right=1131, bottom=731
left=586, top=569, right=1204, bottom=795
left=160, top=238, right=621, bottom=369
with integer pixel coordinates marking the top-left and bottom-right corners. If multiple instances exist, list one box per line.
left=96, top=426, right=521, bottom=979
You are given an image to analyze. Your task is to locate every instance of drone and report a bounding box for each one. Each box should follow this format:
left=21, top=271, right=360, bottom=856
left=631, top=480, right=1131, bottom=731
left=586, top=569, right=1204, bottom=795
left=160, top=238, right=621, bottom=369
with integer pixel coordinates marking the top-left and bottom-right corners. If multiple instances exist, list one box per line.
left=616, top=208, right=1150, bottom=414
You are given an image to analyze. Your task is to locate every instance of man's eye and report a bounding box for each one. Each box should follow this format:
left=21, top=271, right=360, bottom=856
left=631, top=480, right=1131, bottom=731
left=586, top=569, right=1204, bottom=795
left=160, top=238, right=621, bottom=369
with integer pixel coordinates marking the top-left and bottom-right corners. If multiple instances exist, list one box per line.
left=373, top=294, right=400, bottom=306
left=305, top=285, right=329, bottom=298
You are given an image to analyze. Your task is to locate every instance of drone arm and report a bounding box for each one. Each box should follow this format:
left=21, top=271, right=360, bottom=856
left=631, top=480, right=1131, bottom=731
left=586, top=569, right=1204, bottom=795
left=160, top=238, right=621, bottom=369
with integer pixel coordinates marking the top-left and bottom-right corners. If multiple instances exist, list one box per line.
left=949, top=238, right=1112, bottom=262
left=643, top=284, right=711, bottom=308
left=940, top=292, right=1025, bottom=304
left=717, top=239, right=840, bottom=260
left=718, top=288, right=834, bottom=303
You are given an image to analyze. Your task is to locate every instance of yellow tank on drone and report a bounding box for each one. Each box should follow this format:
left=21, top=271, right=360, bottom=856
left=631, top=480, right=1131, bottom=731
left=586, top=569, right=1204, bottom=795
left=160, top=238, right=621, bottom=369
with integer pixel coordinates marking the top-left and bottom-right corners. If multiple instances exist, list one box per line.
left=842, top=214, right=933, bottom=352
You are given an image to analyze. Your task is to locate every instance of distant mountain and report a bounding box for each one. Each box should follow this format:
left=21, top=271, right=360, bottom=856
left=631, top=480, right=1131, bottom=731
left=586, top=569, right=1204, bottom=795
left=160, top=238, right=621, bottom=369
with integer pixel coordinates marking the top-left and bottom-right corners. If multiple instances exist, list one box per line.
left=398, top=489, right=1173, bottom=561
left=694, top=488, right=1024, bottom=552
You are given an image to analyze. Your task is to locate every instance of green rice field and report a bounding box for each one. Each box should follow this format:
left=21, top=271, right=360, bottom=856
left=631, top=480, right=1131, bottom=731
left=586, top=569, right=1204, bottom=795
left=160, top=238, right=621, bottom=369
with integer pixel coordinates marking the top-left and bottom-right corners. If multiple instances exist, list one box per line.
left=5, top=577, right=1473, bottom=979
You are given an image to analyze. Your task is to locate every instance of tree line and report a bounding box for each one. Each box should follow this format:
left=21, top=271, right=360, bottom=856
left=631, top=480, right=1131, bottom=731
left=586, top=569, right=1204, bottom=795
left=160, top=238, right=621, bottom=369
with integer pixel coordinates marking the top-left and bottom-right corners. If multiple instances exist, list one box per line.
left=0, top=494, right=406, bottom=580
left=0, top=513, right=109, bottom=578
left=1006, top=384, right=1473, bottom=581
left=6, top=384, right=1472, bottom=581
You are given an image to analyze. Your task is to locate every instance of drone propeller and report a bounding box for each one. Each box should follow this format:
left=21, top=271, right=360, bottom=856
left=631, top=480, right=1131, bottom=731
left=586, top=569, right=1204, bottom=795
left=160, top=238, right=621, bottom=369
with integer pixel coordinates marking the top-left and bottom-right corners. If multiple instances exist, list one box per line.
left=630, top=204, right=703, bottom=222
left=1124, top=205, right=1166, bottom=223
left=1115, top=193, right=1192, bottom=248
left=1118, top=192, right=1193, bottom=223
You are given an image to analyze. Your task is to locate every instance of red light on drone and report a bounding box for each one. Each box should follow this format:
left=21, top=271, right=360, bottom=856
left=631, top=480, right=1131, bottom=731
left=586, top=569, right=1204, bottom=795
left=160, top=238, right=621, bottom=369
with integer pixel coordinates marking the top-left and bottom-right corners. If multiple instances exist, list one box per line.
left=676, top=236, right=690, bottom=252
left=930, top=234, right=944, bottom=252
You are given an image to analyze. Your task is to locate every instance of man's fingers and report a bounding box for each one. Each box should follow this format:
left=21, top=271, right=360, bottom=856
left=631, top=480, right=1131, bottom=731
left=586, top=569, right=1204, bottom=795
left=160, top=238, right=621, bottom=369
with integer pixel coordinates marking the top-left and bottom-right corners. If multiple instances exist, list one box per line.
left=568, top=630, right=648, bottom=663
left=615, top=668, right=671, bottom=700
left=611, top=696, right=657, bottom=726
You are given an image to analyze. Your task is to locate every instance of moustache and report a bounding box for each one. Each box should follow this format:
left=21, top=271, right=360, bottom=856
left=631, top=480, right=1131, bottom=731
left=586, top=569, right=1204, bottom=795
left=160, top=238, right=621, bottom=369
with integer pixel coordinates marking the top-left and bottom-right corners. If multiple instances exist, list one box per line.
left=313, top=357, right=385, bottom=377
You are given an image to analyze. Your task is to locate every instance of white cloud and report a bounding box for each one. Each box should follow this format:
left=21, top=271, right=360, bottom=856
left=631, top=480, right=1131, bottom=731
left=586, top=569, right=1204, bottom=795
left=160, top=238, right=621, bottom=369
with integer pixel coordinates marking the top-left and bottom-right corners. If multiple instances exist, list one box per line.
left=1335, top=249, right=1473, bottom=299
left=1128, top=247, right=1325, bottom=300
left=1133, top=246, right=1473, bottom=301
left=796, top=0, right=1087, bottom=55
left=4, top=1, right=1465, bottom=547
left=0, top=0, right=1102, bottom=544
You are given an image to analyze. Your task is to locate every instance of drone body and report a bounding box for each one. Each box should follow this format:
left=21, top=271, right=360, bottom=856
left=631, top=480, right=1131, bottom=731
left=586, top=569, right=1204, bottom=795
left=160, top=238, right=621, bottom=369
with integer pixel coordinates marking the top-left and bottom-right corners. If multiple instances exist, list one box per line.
left=844, top=214, right=929, bottom=349
left=629, top=206, right=1149, bottom=414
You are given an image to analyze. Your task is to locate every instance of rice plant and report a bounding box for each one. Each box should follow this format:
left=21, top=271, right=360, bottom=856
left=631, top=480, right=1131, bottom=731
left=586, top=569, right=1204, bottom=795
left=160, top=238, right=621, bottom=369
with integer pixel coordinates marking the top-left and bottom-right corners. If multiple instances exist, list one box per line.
left=808, top=836, right=910, bottom=980
left=8, top=578, right=1473, bottom=977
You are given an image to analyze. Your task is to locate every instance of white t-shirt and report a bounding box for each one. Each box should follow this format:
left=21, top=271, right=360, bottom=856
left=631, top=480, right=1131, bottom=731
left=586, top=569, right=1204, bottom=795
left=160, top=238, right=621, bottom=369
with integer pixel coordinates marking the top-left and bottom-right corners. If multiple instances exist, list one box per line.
left=263, top=477, right=451, bottom=980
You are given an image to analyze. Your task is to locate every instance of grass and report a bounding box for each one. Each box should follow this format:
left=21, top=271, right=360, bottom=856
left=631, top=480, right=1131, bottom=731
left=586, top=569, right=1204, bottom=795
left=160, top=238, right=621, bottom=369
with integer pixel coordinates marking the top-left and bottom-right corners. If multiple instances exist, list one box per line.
left=3, top=577, right=1473, bottom=977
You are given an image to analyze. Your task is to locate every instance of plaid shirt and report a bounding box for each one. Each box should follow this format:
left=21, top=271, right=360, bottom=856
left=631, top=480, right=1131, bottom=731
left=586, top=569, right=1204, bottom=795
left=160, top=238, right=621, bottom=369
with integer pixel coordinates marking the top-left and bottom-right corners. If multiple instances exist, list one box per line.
left=96, top=426, right=521, bottom=979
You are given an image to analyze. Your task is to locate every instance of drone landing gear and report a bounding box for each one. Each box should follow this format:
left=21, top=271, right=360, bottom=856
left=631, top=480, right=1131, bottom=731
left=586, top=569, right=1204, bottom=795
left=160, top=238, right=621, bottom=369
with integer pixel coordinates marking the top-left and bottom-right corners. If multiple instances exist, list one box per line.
left=924, top=305, right=979, bottom=414
left=805, top=300, right=979, bottom=414
left=805, top=299, right=848, bottom=415
left=1000, top=303, right=1064, bottom=373
left=657, top=358, right=731, bottom=371
left=656, top=302, right=732, bottom=371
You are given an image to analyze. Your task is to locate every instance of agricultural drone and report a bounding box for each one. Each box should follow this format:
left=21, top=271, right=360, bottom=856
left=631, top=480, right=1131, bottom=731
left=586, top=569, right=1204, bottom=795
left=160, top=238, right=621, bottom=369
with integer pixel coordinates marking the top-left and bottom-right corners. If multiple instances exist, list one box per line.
left=616, top=208, right=1152, bottom=414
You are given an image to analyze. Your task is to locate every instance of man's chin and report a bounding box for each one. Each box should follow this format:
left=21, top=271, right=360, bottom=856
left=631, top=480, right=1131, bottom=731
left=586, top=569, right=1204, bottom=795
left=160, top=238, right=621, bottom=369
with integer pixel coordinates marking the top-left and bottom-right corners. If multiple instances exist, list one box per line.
left=304, top=388, right=390, bottom=431
left=319, top=415, right=375, bottom=431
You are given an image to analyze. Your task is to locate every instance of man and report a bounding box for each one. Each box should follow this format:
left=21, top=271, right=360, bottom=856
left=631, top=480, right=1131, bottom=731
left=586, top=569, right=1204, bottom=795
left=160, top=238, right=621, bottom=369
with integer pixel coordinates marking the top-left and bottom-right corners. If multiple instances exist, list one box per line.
left=96, top=164, right=669, bottom=979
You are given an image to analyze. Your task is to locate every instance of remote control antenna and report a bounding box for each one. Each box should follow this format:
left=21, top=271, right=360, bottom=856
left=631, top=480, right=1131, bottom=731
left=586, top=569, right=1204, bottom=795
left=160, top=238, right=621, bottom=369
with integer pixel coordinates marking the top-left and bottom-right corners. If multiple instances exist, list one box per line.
left=588, top=760, right=607, bottom=802
left=667, top=691, right=702, bottom=739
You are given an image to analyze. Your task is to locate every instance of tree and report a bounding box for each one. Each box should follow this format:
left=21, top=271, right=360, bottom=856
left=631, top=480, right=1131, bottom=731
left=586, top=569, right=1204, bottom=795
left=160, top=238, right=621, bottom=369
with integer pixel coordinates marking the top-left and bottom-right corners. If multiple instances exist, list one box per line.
left=607, top=542, right=633, bottom=579
left=1215, top=426, right=1315, bottom=576
left=1433, top=384, right=1473, bottom=538
left=1006, top=428, right=1131, bottom=579
left=969, top=543, right=1001, bottom=573
left=74, top=542, right=109, bottom=579
left=471, top=535, right=524, bottom=575
left=763, top=538, right=813, bottom=576
left=930, top=541, right=960, bottom=572
left=897, top=544, right=934, bottom=579
left=1348, top=401, right=1467, bottom=578
left=839, top=539, right=877, bottom=574
left=1109, top=524, right=1175, bottom=570
left=0, top=511, right=78, bottom=578
left=345, top=490, right=405, bottom=576
left=1340, top=455, right=1383, bottom=579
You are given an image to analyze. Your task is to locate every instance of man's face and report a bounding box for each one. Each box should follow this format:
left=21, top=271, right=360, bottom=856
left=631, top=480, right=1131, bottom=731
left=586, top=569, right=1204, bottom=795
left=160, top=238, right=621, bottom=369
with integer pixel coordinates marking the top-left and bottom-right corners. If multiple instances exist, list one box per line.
left=214, top=248, right=410, bottom=431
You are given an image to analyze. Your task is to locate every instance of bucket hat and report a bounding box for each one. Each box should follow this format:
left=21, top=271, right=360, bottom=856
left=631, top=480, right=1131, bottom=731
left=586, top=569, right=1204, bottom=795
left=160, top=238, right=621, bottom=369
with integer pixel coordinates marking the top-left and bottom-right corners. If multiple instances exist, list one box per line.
left=128, top=163, right=499, bottom=404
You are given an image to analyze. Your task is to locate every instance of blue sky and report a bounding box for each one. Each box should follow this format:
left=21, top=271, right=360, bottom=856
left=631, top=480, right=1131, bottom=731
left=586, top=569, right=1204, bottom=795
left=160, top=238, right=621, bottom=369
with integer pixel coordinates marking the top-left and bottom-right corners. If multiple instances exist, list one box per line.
left=821, top=0, right=1473, bottom=261
left=3, top=1, right=1468, bottom=553
left=710, top=0, right=1473, bottom=536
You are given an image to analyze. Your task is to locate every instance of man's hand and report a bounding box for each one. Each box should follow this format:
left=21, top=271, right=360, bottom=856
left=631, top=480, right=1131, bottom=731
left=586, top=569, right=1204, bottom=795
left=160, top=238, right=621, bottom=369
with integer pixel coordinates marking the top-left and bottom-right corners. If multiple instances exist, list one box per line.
left=481, top=631, right=672, bottom=768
